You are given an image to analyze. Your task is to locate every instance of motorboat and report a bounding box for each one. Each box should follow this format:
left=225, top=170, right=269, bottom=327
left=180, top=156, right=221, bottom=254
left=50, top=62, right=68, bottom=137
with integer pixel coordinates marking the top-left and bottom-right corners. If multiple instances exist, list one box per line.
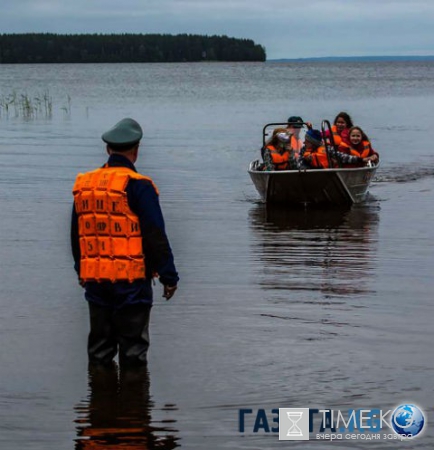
left=248, top=120, right=379, bottom=207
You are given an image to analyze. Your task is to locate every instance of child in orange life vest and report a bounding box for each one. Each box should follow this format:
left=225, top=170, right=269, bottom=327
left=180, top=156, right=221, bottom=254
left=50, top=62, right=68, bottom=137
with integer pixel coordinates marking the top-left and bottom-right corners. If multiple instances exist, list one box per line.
left=263, top=128, right=298, bottom=170
left=302, top=129, right=364, bottom=169
left=323, top=111, right=354, bottom=147
left=338, top=126, right=379, bottom=167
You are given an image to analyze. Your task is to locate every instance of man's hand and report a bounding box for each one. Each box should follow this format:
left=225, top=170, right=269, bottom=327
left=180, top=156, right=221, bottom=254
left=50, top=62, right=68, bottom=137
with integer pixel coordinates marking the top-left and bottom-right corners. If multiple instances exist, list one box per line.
left=163, top=285, right=177, bottom=300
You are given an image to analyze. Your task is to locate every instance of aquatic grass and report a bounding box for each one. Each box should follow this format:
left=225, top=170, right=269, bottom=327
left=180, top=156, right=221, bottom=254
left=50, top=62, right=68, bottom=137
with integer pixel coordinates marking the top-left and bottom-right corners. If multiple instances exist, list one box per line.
left=0, top=89, right=58, bottom=120
left=0, top=92, right=17, bottom=118
left=20, top=93, right=35, bottom=119
left=61, top=94, right=71, bottom=117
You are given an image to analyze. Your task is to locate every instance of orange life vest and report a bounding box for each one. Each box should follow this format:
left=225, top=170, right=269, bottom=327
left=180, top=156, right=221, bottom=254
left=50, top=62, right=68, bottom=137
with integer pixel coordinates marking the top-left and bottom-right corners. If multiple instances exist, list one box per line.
left=330, top=125, right=343, bottom=146
left=72, top=166, right=159, bottom=283
left=266, top=145, right=290, bottom=170
left=304, top=146, right=337, bottom=168
left=340, top=140, right=371, bottom=158
left=290, top=135, right=303, bottom=154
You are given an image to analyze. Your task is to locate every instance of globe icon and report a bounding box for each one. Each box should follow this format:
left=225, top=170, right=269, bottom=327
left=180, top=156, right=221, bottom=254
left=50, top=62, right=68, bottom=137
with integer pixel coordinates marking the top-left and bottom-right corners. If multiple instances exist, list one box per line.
left=391, top=405, right=425, bottom=438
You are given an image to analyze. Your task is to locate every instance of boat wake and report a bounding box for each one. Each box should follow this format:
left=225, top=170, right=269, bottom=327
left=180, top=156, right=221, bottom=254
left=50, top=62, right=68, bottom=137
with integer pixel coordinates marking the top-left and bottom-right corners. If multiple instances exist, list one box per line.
left=374, top=163, right=434, bottom=183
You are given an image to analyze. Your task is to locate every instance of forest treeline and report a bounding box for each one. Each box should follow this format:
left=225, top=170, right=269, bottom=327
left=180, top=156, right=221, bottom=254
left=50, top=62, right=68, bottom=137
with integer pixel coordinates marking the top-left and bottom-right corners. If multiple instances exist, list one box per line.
left=0, top=33, right=266, bottom=63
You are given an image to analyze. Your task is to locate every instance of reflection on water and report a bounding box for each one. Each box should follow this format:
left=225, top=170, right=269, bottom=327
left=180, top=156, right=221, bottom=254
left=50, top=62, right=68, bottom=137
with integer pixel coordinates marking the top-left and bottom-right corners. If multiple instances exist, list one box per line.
left=249, top=203, right=380, bottom=298
left=74, top=365, right=179, bottom=449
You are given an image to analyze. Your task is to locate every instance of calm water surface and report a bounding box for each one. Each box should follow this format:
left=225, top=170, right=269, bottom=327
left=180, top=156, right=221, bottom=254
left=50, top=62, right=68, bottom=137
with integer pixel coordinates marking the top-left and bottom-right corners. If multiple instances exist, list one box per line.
left=0, top=62, right=434, bottom=449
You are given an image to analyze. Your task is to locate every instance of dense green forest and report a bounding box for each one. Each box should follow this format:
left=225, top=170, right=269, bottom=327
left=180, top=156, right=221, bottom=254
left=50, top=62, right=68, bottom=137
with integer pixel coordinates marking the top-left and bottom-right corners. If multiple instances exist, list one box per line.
left=0, top=33, right=266, bottom=63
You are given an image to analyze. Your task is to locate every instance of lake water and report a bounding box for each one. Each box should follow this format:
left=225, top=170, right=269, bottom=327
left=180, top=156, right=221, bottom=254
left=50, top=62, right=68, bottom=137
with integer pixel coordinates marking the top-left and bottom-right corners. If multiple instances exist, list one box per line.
left=0, top=61, right=433, bottom=449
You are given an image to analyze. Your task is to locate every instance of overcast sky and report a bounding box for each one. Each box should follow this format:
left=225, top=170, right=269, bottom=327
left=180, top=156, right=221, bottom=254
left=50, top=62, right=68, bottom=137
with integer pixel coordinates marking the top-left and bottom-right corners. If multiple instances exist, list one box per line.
left=1, top=0, right=433, bottom=59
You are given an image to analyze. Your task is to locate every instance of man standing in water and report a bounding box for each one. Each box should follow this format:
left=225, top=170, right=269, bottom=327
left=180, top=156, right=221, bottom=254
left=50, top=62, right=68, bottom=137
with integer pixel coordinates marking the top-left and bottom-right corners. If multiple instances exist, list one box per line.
left=71, top=118, right=179, bottom=367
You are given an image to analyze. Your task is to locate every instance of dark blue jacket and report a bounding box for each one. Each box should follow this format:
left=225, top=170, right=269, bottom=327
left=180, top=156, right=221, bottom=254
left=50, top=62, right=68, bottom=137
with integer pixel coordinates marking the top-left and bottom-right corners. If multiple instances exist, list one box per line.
left=71, top=154, right=179, bottom=308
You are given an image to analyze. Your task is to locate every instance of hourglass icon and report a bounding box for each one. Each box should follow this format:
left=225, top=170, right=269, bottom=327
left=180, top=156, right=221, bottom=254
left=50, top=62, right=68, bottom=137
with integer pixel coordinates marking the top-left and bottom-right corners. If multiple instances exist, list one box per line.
left=286, top=411, right=304, bottom=437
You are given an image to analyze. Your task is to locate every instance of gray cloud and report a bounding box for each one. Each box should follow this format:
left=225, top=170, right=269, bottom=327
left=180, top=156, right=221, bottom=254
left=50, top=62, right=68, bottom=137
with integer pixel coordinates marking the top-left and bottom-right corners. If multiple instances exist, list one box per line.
left=1, top=0, right=433, bottom=58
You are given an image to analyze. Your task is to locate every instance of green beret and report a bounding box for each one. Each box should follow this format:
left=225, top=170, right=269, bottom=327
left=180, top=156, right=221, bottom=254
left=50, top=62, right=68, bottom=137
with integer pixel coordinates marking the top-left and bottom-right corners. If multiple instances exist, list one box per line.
left=102, top=118, right=143, bottom=147
left=287, top=116, right=304, bottom=128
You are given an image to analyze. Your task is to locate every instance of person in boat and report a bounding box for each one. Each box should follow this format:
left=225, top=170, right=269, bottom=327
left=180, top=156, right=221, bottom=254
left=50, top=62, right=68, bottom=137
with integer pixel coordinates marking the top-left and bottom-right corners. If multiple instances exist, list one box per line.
left=263, top=128, right=299, bottom=171
left=338, top=126, right=379, bottom=167
left=286, top=116, right=311, bottom=153
left=71, top=118, right=179, bottom=367
left=302, top=128, right=366, bottom=169
left=323, top=111, right=354, bottom=147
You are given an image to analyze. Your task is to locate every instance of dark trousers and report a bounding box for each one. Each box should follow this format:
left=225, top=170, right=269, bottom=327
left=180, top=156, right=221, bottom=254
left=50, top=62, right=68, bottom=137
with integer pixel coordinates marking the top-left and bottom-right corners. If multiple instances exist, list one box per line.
left=88, top=302, right=151, bottom=367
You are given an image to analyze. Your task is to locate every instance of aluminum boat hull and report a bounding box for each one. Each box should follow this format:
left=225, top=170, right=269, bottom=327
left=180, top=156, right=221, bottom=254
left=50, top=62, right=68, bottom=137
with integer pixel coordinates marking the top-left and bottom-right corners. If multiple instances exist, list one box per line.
left=248, top=160, right=378, bottom=206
